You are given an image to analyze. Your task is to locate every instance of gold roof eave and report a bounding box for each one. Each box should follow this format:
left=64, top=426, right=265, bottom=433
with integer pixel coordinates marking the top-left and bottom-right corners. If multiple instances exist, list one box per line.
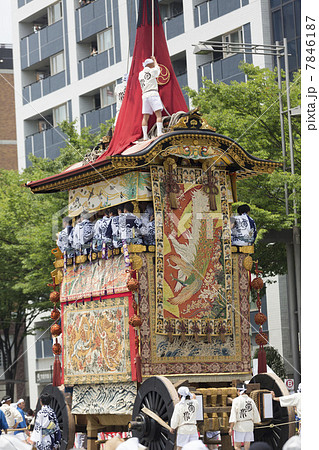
left=28, top=129, right=281, bottom=194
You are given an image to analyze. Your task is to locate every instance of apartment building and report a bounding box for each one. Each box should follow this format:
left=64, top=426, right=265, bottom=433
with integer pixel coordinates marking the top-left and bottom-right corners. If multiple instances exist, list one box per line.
left=11, top=0, right=301, bottom=170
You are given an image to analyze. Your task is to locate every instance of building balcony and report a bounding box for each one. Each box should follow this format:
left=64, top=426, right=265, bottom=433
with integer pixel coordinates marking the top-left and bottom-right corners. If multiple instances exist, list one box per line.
left=194, top=0, right=247, bottom=28
left=17, top=0, right=33, bottom=7
left=198, top=53, right=246, bottom=87
left=20, top=20, right=64, bottom=69
left=78, top=49, right=114, bottom=79
left=22, top=71, right=66, bottom=104
left=176, top=72, right=189, bottom=106
left=75, top=0, right=111, bottom=42
left=25, top=126, right=67, bottom=167
left=80, top=104, right=116, bottom=132
left=162, top=13, right=184, bottom=40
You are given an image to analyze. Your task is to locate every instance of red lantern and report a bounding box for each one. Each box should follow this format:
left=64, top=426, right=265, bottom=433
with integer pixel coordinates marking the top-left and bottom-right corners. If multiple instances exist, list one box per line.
left=50, top=291, right=60, bottom=303
left=254, top=312, right=267, bottom=326
left=255, top=332, right=268, bottom=346
left=251, top=277, right=264, bottom=290
left=127, top=278, right=139, bottom=292
left=51, top=309, right=60, bottom=321
left=52, top=343, right=62, bottom=355
left=51, top=324, right=62, bottom=337
left=129, top=315, right=142, bottom=328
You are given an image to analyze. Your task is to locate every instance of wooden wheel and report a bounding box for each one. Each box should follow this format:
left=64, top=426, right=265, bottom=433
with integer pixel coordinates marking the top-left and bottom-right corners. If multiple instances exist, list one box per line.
left=249, top=373, right=295, bottom=449
left=130, top=376, right=179, bottom=450
left=36, top=384, right=75, bottom=450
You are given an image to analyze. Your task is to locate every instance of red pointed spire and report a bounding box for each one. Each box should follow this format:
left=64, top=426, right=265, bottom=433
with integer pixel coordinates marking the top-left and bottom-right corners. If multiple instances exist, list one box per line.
left=98, top=0, right=188, bottom=158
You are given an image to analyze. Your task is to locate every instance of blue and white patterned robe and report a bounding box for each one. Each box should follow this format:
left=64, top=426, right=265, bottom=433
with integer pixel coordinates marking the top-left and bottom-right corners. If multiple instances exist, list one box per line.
left=231, top=213, right=257, bottom=246
left=118, top=213, right=143, bottom=244
left=71, top=219, right=94, bottom=253
left=31, top=405, right=61, bottom=450
left=93, top=216, right=112, bottom=250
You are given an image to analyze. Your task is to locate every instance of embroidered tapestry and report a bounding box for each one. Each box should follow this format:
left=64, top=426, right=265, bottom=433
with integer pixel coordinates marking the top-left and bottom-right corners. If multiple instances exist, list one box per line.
left=62, top=295, right=133, bottom=385
left=60, top=255, right=128, bottom=302
left=139, top=253, right=251, bottom=376
left=151, top=166, right=232, bottom=336
left=68, top=172, right=152, bottom=216
left=71, top=382, right=137, bottom=414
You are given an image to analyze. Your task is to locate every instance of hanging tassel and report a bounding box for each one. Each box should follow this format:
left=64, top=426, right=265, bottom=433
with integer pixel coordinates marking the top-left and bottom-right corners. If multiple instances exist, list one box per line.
left=258, top=345, right=267, bottom=373
left=52, top=355, right=62, bottom=387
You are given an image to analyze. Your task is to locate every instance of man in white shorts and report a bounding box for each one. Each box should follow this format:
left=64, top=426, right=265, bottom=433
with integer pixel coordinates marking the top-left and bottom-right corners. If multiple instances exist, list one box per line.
left=229, top=383, right=261, bottom=450
left=170, top=386, right=199, bottom=450
left=138, top=56, right=163, bottom=140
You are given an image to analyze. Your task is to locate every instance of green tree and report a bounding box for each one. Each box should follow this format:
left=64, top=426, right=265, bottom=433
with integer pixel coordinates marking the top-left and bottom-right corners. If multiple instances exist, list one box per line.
left=0, top=121, right=110, bottom=397
left=186, top=63, right=301, bottom=276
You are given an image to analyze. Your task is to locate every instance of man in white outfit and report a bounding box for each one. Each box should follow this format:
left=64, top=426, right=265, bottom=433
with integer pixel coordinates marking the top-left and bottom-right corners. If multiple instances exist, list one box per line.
left=0, top=396, right=23, bottom=434
left=229, top=384, right=261, bottom=450
left=170, top=386, right=199, bottom=450
left=271, top=383, right=301, bottom=433
left=138, top=56, right=163, bottom=140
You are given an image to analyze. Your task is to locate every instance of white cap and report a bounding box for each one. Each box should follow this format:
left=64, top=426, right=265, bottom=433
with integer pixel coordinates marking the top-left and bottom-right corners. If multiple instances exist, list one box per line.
left=178, top=386, right=191, bottom=403
left=17, top=399, right=24, bottom=405
left=143, top=58, right=153, bottom=68
left=282, top=435, right=301, bottom=450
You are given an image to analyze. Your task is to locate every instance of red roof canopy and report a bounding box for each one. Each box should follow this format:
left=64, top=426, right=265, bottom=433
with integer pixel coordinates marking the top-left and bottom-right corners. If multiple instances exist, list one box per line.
left=97, top=0, right=188, bottom=158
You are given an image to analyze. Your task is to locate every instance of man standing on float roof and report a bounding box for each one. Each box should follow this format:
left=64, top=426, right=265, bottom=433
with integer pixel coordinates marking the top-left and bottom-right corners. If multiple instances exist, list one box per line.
left=139, top=56, right=163, bottom=140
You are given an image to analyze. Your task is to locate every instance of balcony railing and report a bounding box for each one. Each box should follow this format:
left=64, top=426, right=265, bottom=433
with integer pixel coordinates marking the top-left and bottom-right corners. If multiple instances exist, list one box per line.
left=75, top=0, right=111, bottom=42
left=80, top=104, right=116, bottom=132
left=23, top=71, right=66, bottom=104
left=162, top=13, right=184, bottom=40
left=194, top=0, right=242, bottom=28
left=198, top=53, right=246, bottom=88
left=25, top=126, right=67, bottom=167
left=78, top=48, right=114, bottom=79
left=20, top=20, right=64, bottom=69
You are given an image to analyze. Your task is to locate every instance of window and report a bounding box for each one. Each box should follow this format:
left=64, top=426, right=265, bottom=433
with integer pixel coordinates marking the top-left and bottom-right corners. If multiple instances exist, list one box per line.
left=222, top=28, right=243, bottom=58
left=36, top=338, right=53, bottom=358
left=48, top=1, right=63, bottom=25
left=50, top=51, right=65, bottom=75
left=97, top=28, right=113, bottom=53
left=100, top=83, right=115, bottom=108
left=53, top=103, right=68, bottom=127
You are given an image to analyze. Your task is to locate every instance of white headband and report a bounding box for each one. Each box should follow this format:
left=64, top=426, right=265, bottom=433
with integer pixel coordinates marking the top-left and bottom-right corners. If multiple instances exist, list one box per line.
left=178, top=386, right=191, bottom=403
left=143, top=58, right=153, bottom=68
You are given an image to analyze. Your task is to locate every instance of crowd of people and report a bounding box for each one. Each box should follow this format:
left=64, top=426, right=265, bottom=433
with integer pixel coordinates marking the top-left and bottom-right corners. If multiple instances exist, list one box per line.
left=57, top=202, right=155, bottom=257
left=0, top=394, right=61, bottom=449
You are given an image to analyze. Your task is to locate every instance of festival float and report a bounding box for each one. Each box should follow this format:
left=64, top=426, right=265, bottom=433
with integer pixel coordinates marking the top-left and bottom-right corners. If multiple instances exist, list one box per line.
left=26, top=1, right=295, bottom=449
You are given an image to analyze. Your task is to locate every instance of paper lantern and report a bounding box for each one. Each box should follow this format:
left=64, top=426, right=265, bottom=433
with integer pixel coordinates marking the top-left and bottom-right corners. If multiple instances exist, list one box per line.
left=50, top=291, right=60, bottom=303
left=52, top=343, right=62, bottom=355
left=51, top=323, right=62, bottom=337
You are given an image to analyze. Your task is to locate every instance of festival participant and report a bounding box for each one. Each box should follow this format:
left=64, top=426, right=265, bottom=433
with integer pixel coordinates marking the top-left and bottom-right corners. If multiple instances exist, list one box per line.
left=118, top=202, right=143, bottom=244
left=140, top=203, right=155, bottom=246
left=72, top=210, right=95, bottom=254
left=30, top=393, right=61, bottom=450
left=228, top=383, right=261, bottom=450
left=107, top=207, right=122, bottom=249
left=170, top=386, right=199, bottom=450
left=271, top=383, right=301, bottom=430
left=231, top=204, right=257, bottom=247
left=138, top=56, right=163, bottom=140
left=114, top=74, right=128, bottom=126
left=93, top=211, right=112, bottom=251
left=57, top=216, right=73, bottom=254
left=14, top=399, right=29, bottom=441
left=0, top=396, right=23, bottom=433
left=0, top=408, right=8, bottom=435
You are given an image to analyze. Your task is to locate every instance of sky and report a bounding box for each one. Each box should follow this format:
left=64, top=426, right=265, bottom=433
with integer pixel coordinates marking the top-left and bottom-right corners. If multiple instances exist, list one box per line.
left=0, top=0, right=13, bottom=44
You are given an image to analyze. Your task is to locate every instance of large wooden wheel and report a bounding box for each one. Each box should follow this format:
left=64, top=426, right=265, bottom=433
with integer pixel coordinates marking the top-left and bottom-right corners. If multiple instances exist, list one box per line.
left=130, top=376, right=179, bottom=450
left=36, top=384, right=75, bottom=450
left=249, top=373, right=295, bottom=449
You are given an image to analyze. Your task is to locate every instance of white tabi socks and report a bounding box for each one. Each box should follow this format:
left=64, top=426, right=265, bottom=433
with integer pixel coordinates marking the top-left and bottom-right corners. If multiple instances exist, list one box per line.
left=157, top=121, right=163, bottom=136
left=142, top=126, right=148, bottom=140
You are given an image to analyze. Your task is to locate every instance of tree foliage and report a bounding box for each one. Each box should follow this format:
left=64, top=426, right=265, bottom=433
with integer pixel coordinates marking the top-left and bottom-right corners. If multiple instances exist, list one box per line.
left=0, top=121, right=108, bottom=396
left=186, top=63, right=301, bottom=275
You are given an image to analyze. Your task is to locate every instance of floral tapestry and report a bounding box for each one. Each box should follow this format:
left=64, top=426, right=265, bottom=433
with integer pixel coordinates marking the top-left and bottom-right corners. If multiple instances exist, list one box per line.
left=60, top=255, right=128, bottom=302
left=151, top=166, right=232, bottom=336
left=62, top=294, right=133, bottom=385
